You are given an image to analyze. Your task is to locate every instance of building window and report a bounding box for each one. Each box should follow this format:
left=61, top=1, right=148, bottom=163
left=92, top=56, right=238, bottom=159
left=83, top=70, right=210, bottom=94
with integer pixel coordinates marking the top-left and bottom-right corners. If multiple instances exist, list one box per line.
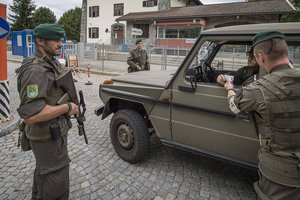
left=179, top=28, right=201, bottom=38
left=143, top=0, right=158, bottom=7
left=89, top=6, right=99, bottom=17
left=158, top=27, right=201, bottom=39
left=88, top=27, right=99, bottom=38
left=166, top=28, right=178, bottom=38
left=114, top=3, right=124, bottom=16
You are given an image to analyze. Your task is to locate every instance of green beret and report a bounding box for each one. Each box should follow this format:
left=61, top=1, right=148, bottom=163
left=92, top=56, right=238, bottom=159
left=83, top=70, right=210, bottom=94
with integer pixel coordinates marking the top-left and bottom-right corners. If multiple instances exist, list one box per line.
left=253, top=30, right=285, bottom=47
left=34, top=23, right=65, bottom=40
left=135, top=39, right=143, bottom=45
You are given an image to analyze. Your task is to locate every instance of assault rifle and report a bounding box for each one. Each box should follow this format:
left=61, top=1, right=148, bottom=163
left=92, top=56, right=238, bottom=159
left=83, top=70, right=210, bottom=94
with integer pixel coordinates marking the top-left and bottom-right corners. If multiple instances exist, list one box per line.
left=56, top=70, right=88, bottom=144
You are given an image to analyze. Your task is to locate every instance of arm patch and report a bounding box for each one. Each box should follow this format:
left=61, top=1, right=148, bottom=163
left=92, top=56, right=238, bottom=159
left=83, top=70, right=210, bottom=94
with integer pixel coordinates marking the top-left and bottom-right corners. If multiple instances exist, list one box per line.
left=229, top=96, right=241, bottom=114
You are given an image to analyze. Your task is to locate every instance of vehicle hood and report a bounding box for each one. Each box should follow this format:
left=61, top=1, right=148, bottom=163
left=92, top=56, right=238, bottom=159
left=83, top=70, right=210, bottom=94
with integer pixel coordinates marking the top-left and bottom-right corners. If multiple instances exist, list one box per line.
left=112, top=70, right=176, bottom=88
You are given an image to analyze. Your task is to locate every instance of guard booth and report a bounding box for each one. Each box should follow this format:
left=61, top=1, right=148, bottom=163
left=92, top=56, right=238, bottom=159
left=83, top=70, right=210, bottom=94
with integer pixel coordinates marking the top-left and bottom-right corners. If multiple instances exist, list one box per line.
left=12, top=30, right=67, bottom=58
left=11, top=29, right=34, bottom=58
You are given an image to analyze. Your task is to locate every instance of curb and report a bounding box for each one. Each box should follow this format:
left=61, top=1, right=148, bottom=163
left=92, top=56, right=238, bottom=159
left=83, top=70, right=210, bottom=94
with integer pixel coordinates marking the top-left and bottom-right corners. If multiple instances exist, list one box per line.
left=77, top=67, right=123, bottom=76
left=7, top=58, right=23, bottom=63
left=0, top=115, right=21, bottom=137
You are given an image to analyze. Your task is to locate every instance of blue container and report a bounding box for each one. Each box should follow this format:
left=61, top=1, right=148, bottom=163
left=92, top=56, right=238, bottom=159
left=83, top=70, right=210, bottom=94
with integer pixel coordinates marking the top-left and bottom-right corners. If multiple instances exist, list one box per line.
left=12, top=29, right=67, bottom=58
left=11, top=29, right=34, bottom=58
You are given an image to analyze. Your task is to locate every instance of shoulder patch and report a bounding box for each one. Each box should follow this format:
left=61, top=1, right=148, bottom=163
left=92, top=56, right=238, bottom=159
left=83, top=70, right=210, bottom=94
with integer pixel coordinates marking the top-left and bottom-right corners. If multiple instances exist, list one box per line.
left=27, top=84, right=39, bottom=99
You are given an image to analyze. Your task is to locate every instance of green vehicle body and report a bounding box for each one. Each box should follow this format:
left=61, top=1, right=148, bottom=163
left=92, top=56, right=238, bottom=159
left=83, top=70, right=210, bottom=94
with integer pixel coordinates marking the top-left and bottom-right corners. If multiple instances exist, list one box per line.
left=95, top=22, right=300, bottom=169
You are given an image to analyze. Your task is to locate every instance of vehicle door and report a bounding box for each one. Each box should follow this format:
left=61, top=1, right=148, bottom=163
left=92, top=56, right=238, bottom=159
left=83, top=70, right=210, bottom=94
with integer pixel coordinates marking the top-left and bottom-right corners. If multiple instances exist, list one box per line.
left=170, top=37, right=259, bottom=167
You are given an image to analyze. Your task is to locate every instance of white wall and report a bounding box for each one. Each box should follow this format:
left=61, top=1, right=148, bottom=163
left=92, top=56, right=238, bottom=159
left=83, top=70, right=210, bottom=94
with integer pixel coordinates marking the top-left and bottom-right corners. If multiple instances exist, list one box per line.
left=170, top=0, right=186, bottom=7
left=87, top=0, right=159, bottom=44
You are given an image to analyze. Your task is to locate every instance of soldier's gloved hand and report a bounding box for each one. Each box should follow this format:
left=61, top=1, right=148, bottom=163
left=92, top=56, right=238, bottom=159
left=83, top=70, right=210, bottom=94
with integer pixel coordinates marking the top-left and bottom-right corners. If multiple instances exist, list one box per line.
left=67, top=102, right=79, bottom=116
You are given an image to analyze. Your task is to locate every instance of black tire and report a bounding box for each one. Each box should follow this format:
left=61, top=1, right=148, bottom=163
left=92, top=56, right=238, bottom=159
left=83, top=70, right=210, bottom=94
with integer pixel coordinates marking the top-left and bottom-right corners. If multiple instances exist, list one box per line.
left=110, top=109, right=150, bottom=163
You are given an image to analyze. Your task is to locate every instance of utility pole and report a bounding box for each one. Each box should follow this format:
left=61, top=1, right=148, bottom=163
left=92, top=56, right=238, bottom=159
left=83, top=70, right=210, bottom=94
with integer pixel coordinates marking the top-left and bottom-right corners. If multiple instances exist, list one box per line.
left=80, top=0, right=87, bottom=43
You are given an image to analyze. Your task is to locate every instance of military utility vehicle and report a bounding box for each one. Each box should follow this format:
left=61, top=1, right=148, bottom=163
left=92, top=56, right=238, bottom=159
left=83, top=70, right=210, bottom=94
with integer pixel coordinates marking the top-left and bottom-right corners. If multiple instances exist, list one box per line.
left=95, top=22, right=300, bottom=169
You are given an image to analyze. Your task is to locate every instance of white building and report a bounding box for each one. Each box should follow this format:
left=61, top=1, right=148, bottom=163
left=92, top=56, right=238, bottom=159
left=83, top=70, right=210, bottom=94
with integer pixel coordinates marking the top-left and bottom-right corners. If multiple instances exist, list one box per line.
left=83, top=0, right=295, bottom=49
left=85, top=0, right=194, bottom=45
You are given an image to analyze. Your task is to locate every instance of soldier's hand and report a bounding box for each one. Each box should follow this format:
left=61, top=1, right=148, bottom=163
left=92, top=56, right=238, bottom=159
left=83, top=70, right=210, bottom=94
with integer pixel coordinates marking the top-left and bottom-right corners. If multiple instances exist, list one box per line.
left=217, top=74, right=225, bottom=85
left=136, top=65, right=142, bottom=71
left=68, top=102, right=79, bottom=116
left=224, top=81, right=234, bottom=91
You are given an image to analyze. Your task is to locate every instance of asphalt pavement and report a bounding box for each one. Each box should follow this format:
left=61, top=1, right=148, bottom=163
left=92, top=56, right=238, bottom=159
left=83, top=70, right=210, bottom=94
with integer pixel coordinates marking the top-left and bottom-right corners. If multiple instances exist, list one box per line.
left=0, top=55, right=258, bottom=200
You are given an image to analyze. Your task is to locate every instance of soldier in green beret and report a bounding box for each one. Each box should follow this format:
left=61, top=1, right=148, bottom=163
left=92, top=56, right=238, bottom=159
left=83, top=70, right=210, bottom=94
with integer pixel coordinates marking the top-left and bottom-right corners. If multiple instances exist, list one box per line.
left=17, top=23, right=79, bottom=199
left=127, top=39, right=150, bottom=73
left=224, top=30, right=300, bottom=199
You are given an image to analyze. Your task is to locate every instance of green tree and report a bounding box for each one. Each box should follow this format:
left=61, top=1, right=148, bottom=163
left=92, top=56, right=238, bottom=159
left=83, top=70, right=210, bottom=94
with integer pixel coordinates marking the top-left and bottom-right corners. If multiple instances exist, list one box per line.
left=33, top=7, right=57, bottom=26
left=8, top=0, right=36, bottom=31
left=281, top=0, right=300, bottom=22
left=58, top=7, right=81, bottom=42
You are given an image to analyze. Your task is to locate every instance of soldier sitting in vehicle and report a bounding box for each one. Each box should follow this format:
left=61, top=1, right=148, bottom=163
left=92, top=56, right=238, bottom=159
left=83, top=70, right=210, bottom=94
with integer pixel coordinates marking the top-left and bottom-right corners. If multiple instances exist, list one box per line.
left=216, top=48, right=262, bottom=86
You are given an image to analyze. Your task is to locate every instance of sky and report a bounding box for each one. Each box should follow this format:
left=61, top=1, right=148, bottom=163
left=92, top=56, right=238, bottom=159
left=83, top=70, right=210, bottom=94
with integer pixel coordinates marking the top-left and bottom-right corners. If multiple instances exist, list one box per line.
left=1, top=0, right=82, bottom=20
left=1, top=0, right=245, bottom=20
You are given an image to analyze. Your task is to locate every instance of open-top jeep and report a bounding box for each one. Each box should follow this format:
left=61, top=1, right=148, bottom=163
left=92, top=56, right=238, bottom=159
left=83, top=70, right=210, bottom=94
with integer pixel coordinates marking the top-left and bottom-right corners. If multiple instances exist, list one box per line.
left=95, top=22, right=300, bottom=169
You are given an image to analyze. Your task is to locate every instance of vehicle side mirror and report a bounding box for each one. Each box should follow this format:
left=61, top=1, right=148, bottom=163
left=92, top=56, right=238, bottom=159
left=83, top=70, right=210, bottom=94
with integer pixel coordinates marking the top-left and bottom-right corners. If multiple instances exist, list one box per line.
left=180, top=68, right=197, bottom=93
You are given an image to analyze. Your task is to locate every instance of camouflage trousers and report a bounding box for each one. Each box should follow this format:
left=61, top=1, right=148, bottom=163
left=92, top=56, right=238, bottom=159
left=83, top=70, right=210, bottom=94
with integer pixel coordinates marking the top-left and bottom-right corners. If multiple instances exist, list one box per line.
left=30, top=133, right=71, bottom=200
left=254, top=170, right=300, bottom=200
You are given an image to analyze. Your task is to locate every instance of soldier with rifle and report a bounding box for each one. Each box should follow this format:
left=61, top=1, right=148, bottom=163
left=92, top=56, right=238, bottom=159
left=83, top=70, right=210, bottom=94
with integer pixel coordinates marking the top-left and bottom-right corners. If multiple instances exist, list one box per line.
left=17, top=23, right=87, bottom=200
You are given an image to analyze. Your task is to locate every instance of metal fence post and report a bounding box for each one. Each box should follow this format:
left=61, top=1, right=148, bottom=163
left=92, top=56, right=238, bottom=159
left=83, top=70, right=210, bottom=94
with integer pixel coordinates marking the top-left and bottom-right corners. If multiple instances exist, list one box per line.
left=101, top=43, right=105, bottom=71
left=160, top=47, right=164, bottom=71
left=161, top=47, right=167, bottom=71
left=232, top=46, right=235, bottom=70
left=177, top=46, right=180, bottom=64
left=77, top=42, right=85, bottom=66
left=93, top=43, right=97, bottom=61
left=164, top=48, right=167, bottom=70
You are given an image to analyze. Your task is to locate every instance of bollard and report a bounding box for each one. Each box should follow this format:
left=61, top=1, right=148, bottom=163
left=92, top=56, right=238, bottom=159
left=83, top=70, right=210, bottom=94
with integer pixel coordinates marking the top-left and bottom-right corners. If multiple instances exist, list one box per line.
left=85, top=64, right=93, bottom=85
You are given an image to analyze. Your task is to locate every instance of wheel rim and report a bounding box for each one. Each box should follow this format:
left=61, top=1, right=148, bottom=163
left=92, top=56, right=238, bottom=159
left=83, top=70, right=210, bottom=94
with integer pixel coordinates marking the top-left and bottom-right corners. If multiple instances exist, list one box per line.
left=117, top=123, right=134, bottom=149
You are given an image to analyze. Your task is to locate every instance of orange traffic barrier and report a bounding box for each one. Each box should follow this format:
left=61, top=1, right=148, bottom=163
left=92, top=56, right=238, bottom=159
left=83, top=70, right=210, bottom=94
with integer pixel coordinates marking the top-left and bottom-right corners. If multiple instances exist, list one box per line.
left=0, top=3, right=10, bottom=122
left=85, top=64, right=93, bottom=85
left=0, top=3, right=7, bottom=81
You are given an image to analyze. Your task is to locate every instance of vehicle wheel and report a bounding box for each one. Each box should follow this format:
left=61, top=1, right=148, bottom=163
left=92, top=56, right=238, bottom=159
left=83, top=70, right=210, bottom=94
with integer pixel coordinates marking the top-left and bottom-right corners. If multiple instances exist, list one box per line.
left=110, top=109, right=150, bottom=163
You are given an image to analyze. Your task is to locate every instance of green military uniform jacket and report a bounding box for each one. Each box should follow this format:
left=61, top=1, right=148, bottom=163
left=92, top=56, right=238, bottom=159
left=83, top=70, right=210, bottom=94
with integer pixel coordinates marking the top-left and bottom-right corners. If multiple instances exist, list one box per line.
left=17, top=51, right=71, bottom=141
left=127, top=48, right=150, bottom=72
left=228, top=64, right=300, bottom=189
